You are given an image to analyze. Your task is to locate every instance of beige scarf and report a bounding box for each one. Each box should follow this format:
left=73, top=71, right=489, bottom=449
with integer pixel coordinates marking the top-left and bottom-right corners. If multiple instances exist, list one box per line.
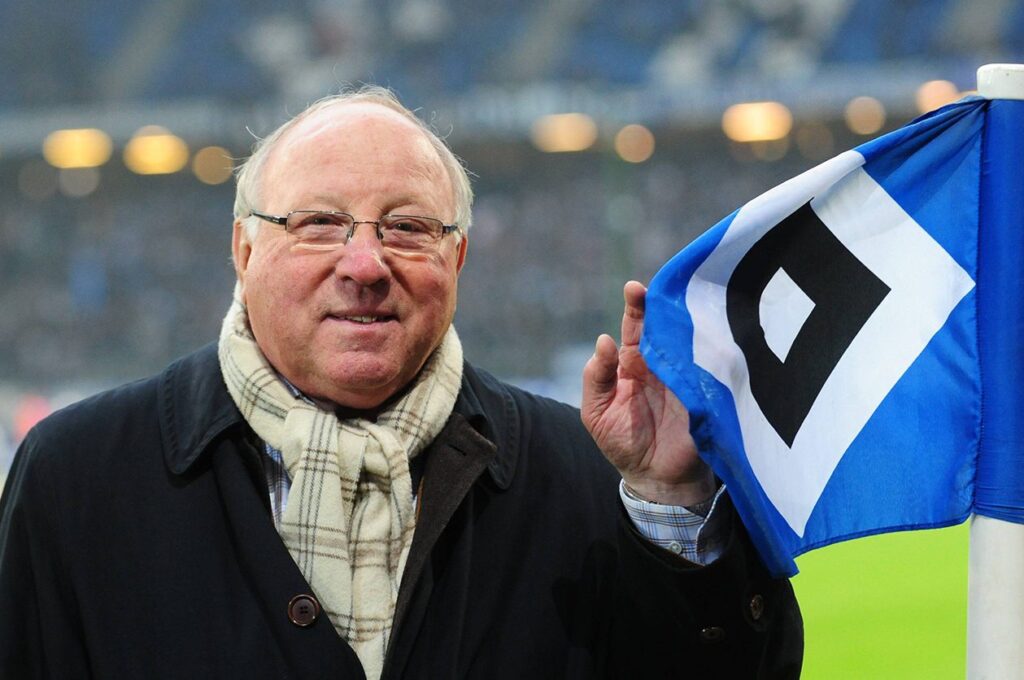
left=218, top=291, right=462, bottom=678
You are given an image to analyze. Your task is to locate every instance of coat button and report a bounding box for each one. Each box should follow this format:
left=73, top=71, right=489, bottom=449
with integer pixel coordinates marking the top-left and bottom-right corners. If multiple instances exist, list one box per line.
left=699, top=626, right=726, bottom=644
left=749, top=594, right=765, bottom=621
left=288, top=594, right=320, bottom=627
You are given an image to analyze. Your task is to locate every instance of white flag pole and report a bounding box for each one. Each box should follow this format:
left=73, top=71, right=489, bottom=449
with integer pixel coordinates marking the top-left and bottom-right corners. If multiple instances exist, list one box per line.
left=968, top=516, right=1024, bottom=678
left=967, top=63, right=1024, bottom=680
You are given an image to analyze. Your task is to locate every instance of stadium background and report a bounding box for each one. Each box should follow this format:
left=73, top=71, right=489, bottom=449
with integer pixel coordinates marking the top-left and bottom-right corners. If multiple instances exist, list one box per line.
left=2, top=0, right=1020, bottom=676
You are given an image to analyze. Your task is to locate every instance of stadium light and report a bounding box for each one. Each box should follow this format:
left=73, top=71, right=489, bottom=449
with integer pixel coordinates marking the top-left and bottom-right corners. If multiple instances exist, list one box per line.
left=614, top=124, right=655, bottom=163
left=192, top=146, right=234, bottom=185
left=42, top=128, right=113, bottom=169
left=721, top=102, right=793, bottom=143
left=915, top=80, right=960, bottom=113
left=124, top=125, right=189, bottom=175
left=531, top=113, right=598, bottom=152
left=844, top=96, right=886, bottom=135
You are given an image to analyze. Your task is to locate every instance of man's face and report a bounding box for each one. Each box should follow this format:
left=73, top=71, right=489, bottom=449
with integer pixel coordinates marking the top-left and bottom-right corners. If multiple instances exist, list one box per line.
left=233, top=103, right=467, bottom=409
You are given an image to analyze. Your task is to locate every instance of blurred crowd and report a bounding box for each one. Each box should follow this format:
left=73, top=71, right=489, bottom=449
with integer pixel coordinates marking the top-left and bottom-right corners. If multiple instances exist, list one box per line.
left=4, top=0, right=1020, bottom=110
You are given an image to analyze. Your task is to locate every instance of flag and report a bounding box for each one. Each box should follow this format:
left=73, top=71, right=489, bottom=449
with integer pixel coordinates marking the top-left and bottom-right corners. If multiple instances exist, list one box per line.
left=641, top=96, right=1024, bottom=577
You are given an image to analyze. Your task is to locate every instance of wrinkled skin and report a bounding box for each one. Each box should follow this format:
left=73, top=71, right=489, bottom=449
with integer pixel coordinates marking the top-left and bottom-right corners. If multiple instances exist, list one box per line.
left=232, top=103, right=467, bottom=409
left=581, top=281, right=715, bottom=506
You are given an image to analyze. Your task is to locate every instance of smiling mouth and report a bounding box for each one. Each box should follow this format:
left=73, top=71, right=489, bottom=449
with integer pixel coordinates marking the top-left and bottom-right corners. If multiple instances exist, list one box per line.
left=333, top=315, right=395, bottom=324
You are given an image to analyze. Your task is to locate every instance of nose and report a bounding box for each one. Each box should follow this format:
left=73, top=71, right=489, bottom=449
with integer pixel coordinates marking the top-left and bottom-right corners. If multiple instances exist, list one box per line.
left=334, top=222, right=389, bottom=285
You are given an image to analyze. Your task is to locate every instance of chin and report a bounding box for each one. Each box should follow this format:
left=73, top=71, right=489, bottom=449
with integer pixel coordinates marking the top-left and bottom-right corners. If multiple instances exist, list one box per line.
left=318, top=364, right=406, bottom=408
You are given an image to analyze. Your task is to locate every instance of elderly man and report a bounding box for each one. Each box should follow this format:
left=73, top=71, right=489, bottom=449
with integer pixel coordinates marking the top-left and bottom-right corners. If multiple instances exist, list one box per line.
left=0, top=88, right=801, bottom=679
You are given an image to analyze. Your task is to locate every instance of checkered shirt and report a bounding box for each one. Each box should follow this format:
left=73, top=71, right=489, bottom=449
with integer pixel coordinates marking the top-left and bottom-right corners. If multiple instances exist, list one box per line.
left=619, top=481, right=728, bottom=564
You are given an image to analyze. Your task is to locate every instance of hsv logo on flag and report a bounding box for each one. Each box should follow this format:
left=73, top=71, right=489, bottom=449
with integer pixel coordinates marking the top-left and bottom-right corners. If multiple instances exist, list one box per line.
left=642, top=96, right=1024, bottom=576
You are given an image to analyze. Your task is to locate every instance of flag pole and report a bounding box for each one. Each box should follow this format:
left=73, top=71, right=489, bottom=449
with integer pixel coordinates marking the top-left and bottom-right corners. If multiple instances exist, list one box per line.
left=967, top=63, right=1024, bottom=680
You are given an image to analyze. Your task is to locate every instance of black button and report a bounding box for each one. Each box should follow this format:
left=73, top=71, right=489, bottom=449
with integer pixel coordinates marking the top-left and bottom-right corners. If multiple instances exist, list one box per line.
left=749, top=594, right=765, bottom=621
left=288, top=594, right=320, bottom=627
left=699, top=626, right=726, bottom=643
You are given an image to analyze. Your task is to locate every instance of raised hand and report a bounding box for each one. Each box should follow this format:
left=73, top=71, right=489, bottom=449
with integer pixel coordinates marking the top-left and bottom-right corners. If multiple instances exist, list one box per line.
left=581, top=281, right=715, bottom=506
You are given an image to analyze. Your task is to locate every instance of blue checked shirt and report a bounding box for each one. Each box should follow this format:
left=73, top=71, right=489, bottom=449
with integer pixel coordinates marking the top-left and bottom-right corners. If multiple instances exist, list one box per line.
left=261, top=446, right=727, bottom=566
left=618, top=481, right=727, bottom=564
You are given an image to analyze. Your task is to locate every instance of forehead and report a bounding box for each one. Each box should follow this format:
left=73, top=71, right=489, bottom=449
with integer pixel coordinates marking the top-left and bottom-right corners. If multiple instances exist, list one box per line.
left=261, top=103, right=453, bottom=212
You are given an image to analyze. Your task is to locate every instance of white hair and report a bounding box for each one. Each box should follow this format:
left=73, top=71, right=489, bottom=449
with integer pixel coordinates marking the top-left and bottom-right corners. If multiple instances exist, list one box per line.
left=233, top=85, right=473, bottom=241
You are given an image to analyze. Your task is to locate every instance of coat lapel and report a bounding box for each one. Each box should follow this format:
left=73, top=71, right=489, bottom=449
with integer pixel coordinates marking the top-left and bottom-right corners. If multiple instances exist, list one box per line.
left=209, top=434, right=366, bottom=677
left=383, top=413, right=497, bottom=679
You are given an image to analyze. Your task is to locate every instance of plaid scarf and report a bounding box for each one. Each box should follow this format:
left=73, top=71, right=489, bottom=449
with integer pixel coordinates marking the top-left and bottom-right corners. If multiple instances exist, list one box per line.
left=218, top=291, right=462, bottom=678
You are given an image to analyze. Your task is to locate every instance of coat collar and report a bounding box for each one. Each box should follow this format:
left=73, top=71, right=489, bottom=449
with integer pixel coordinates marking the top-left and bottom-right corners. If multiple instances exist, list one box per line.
left=158, top=344, right=246, bottom=475
left=450, top=361, right=520, bottom=490
left=158, top=343, right=520, bottom=489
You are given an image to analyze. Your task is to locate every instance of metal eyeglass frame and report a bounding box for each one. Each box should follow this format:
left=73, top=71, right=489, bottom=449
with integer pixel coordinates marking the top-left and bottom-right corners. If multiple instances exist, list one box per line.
left=248, top=209, right=461, bottom=244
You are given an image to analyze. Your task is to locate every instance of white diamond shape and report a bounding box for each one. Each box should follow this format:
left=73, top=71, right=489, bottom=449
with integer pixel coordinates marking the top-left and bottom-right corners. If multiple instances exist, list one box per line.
left=759, top=268, right=815, bottom=362
left=687, top=154, right=975, bottom=536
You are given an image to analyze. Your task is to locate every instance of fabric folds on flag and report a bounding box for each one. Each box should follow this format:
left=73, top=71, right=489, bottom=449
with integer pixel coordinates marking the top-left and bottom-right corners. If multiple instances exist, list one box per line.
left=641, top=96, right=1024, bottom=577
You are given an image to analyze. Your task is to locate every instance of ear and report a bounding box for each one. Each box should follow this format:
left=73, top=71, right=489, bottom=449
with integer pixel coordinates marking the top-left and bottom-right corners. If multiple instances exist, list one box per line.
left=232, top=219, right=253, bottom=296
left=454, top=234, right=468, bottom=275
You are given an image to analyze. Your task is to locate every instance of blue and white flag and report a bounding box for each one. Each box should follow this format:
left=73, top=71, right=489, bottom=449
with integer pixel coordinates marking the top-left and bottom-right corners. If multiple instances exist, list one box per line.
left=642, top=96, right=1024, bottom=577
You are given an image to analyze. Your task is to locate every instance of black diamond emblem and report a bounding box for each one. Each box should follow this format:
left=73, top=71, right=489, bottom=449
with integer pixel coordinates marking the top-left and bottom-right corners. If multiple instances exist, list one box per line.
left=726, top=201, right=891, bottom=446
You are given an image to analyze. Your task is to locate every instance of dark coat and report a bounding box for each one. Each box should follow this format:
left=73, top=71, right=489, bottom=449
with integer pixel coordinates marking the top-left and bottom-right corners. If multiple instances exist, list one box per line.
left=0, top=344, right=801, bottom=679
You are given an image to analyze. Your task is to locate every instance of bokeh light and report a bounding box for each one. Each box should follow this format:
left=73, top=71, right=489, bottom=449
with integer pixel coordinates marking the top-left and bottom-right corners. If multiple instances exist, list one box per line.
left=722, top=102, right=793, bottom=142
left=613, top=124, right=655, bottom=163
left=192, top=146, right=234, bottom=185
left=844, top=96, right=886, bottom=135
left=531, top=113, right=598, bottom=152
left=42, top=128, right=113, bottom=169
left=13, top=395, right=52, bottom=441
left=58, top=167, right=101, bottom=197
left=916, top=80, right=961, bottom=113
left=124, top=125, right=190, bottom=175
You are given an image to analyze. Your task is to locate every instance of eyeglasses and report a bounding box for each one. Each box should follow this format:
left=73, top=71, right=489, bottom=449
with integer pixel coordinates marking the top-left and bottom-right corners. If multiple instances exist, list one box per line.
left=249, top=209, right=461, bottom=251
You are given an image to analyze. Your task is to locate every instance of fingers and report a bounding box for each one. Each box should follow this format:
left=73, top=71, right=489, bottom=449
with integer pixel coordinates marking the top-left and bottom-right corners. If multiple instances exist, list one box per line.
left=581, top=334, right=619, bottom=420
left=620, top=280, right=647, bottom=347
left=582, top=280, right=648, bottom=426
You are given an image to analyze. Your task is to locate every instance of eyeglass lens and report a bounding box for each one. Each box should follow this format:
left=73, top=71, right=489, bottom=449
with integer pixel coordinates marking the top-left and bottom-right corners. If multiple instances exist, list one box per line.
left=285, top=211, right=445, bottom=250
